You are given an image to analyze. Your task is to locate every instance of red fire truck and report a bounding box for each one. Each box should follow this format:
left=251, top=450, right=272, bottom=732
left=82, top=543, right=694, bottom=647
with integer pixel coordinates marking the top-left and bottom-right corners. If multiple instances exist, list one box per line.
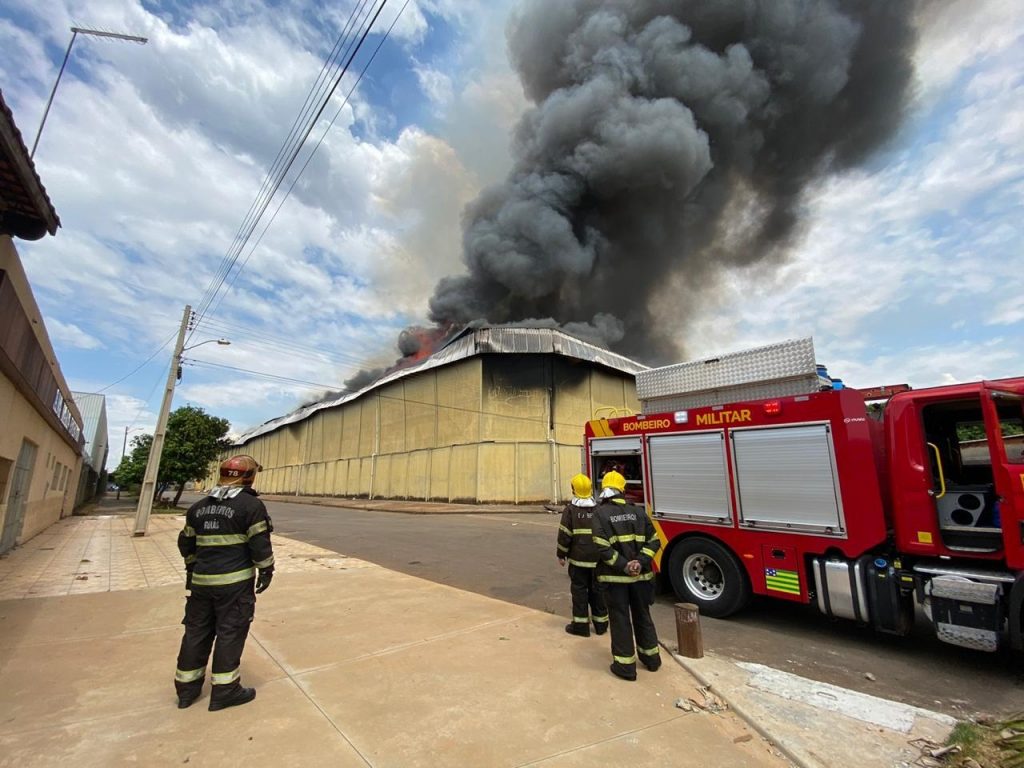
left=584, top=339, right=1024, bottom=654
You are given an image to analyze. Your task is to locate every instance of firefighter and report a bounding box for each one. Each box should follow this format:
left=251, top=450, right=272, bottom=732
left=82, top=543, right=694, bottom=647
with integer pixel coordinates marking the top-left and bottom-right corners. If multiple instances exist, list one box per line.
left=592, top=470, right=662, bottom=681
left=174, top=455, right=275, bottom=711
left=556, top=473, right=608, bottom=637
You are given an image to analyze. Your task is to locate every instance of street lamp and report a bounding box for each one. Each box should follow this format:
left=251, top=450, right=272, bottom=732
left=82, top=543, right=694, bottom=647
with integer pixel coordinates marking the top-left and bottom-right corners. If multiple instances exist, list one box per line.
left=134, top=304, right=230, bottom=536
left=32, top=26, right=149, bottom=158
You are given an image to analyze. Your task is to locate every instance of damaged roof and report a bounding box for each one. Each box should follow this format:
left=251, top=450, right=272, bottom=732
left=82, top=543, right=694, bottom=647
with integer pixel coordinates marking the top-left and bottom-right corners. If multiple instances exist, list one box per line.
left=0, top=89, right=61, bottom=240
left=236, top=324, right=648, bottom=443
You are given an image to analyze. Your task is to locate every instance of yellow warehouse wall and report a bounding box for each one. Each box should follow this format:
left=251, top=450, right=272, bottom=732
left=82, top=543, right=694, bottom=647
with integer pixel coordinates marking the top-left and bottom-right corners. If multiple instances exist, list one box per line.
left=232, top=354, right=636, bottom=504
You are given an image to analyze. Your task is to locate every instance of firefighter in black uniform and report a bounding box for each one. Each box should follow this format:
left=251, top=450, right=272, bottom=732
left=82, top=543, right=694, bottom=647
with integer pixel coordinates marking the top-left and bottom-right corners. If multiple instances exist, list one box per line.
left=556, top=473, right=608, bottom=637
left=174, top=455, right=275, bottom=710
left=592, top=470, right=662, bottom=681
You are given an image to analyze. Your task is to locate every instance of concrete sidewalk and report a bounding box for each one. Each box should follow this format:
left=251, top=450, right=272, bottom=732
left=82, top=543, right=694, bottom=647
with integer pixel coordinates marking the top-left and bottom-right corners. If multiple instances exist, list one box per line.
left=0, top=514, right=786, bottom=768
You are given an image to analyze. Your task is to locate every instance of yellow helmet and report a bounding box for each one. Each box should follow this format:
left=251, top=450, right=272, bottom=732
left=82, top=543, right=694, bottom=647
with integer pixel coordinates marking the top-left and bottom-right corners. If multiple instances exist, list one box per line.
left=570, top=473, right=592, bottom=498
left=601, top=470, right=626, bottom=493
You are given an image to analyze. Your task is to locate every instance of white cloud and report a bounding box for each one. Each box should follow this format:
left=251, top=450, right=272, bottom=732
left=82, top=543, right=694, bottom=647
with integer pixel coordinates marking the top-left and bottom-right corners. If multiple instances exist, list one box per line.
left=914, top=0, right=1024, bottom=95
left=48, top=318, right=104, bottom=350
left=414, top=63, right=453, bottom=109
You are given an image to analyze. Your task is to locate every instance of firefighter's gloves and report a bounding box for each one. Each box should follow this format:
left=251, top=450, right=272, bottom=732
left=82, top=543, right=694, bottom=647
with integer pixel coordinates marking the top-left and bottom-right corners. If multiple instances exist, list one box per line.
left=255, top=567, right=274, bottom=594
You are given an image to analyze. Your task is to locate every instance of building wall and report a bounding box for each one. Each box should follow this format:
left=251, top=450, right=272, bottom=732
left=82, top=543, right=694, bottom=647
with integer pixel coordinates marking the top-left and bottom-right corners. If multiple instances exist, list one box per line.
left=226, top=353, right=639, bottom=504
left=0, top=373, right=81, bottom=542
left=0, top=237, right=84, bottom=551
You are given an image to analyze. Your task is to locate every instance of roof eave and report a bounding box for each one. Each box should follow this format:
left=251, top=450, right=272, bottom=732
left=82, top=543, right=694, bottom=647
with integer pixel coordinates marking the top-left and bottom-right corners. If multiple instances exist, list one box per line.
left=0, top=91, right=61, bottom=237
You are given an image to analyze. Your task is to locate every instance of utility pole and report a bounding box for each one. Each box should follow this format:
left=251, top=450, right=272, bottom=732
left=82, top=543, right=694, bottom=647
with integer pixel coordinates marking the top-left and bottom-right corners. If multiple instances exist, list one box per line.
left=134, top=305, right=191, bottom=536
left=117, top=426, right=128, bottom=501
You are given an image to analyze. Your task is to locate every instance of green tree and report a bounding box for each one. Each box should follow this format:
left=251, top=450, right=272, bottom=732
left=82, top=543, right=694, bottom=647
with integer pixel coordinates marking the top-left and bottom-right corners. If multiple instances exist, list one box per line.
left=110, top=406, right=231, bottom=506
left=112, top=433, right=152, bottom=488
left=162, top=406, right=231, bottom=505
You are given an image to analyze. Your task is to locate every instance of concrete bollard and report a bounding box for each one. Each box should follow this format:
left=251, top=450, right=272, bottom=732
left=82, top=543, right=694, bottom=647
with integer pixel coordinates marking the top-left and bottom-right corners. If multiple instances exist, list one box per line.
left=674, top=602, right=704, bottom=658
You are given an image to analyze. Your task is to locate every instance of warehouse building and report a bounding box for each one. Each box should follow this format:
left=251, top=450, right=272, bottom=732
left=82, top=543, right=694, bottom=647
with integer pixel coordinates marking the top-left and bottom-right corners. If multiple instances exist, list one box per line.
left=71, top=392, right=109, bottom=506
left=229, top=326, right=646, bottom=503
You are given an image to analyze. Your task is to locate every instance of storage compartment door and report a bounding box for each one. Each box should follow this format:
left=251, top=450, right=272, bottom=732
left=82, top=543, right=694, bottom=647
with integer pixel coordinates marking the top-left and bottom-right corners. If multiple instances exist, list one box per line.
left=731, top=424, right=846, bottom=535
left=589, top=437, right=641, bottom=455
left=648, top=432, right=731, bottom=524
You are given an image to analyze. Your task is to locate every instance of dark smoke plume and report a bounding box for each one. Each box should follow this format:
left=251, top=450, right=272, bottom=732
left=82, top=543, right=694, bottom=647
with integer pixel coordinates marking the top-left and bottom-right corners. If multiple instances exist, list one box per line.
left=428, top=0, right=917, bottom=362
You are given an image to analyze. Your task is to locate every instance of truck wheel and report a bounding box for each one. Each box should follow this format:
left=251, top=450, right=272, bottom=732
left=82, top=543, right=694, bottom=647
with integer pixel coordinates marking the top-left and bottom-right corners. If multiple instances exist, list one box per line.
left=667, top=538, right=750, bottom=618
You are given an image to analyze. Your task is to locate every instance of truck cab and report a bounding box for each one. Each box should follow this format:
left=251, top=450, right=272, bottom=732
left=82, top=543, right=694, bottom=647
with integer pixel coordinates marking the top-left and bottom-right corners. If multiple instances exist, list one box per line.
left=885, top=379, right=1024, bottom=651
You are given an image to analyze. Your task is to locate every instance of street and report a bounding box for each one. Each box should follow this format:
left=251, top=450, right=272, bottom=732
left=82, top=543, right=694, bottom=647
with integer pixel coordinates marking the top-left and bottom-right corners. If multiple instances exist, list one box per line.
left=196, top=494, right=1024, bottom=719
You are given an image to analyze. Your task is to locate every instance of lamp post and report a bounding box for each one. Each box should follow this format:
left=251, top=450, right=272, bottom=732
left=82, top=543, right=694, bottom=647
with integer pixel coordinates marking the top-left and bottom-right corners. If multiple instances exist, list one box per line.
left=133, top=304, right=230, bottom=536
left=31, top=26, right=148, bottom=158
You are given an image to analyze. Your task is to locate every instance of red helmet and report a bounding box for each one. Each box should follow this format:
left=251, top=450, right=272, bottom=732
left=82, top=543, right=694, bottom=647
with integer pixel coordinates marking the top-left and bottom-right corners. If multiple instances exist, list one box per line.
left=219, top=455, right=261, bottom=486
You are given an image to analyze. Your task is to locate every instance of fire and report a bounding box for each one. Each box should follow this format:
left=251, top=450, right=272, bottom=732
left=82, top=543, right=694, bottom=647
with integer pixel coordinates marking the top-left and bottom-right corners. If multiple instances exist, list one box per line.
left=391, top=323, right=458, bottom=373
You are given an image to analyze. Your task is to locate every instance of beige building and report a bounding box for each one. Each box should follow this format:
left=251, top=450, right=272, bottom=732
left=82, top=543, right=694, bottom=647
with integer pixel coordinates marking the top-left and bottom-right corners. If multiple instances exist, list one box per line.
left=227, top=326, right=646, bottom=503
left=1, top=90, right=85, bottom=553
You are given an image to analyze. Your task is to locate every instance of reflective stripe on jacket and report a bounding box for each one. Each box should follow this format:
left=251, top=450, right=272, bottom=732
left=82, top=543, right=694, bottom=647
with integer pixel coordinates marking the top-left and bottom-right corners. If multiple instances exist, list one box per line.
left=556, top=498, right=600, bottom=567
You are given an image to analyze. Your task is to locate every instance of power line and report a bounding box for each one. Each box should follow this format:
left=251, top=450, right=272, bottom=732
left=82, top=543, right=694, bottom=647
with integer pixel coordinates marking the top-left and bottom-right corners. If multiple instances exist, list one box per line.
left=194, top=316, right=378, bottom=363
left=190, top=0, right=392, bottom=336
left=193, top=316, right=394, bottom=371
left=96, top=330, right=177, bottom=393
left=209, top=0, right=412, bottom=321
left=192, top=0, right=374, bottom=326
left=183, top=359, right=340, bottom=390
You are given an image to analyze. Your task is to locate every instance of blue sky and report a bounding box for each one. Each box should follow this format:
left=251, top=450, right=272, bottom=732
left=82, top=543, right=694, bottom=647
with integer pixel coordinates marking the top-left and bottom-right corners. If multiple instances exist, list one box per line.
left=1, top=0, right=1021, bottom=469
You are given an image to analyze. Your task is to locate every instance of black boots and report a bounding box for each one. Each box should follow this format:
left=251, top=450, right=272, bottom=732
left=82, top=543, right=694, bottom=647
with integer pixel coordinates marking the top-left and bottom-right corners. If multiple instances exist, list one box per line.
left=177, top=694, right=198, bottom=709
left=565, top=622, right=590, bottom=637
left=609, top=663, right=637, bottom=681
left=209, top=686, right=256, bottom=712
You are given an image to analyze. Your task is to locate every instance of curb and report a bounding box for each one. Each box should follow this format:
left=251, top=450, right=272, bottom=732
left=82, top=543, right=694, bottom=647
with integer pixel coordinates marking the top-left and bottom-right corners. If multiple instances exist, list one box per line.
left=259, top=495, right=550, bottom=516
left=661, top=643, right=814, bottom=768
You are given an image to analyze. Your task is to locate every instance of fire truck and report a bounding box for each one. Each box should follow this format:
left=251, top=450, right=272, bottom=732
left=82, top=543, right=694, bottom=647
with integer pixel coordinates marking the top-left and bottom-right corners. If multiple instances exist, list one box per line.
left=584, top=339, right=1024, bottom=654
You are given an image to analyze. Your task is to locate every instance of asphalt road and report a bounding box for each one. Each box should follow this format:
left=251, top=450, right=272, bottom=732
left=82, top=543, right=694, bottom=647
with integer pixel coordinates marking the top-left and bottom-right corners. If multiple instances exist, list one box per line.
left=208, top=495, right=1024, bottom=718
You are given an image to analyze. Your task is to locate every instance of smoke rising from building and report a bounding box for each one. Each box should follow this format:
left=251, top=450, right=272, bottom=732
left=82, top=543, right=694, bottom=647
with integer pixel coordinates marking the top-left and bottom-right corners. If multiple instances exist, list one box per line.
left=427, top=0, right=917, bottom=362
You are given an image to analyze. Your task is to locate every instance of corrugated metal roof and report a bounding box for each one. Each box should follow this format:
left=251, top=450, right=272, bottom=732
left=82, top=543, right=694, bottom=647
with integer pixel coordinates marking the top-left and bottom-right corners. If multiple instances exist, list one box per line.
left=236, top=325, right=648, bottom=443
left=0, top=89, right=60, bottom=237
left=71, top=392, right=108, bottom=470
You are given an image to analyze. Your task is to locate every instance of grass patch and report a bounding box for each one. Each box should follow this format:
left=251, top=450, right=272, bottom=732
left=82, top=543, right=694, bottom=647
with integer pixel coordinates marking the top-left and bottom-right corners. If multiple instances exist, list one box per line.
left=941, top=714, right=1024, bottom=768
left=948, top=722, right=984, bottom=753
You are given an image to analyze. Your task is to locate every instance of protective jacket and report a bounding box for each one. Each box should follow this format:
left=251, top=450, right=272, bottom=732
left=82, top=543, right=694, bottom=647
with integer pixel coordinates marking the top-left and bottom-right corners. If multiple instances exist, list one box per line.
left=178, top=487, right=274, bottom=587
left=556, top=497, right=600, bottom=567
left=592, top=492, right=661, bottom=584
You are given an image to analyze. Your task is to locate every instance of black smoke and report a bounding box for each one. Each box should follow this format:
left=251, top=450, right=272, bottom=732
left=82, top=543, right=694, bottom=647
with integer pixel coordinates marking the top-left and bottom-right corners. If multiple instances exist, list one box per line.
left=428, top=0, right=917, bottom=362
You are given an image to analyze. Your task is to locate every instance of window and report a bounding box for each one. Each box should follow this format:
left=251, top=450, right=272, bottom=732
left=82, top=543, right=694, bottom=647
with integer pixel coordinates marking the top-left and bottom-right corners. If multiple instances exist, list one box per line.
left=52, top=461, right=62, bottom=490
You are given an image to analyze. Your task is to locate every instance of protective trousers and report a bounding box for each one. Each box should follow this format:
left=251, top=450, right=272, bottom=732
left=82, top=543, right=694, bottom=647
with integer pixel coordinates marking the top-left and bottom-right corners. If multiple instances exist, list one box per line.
left=568, top=564, right=608, bottom=632
left=604, top=581, right=661, bottom=679
left=174, top=581, right=256, bottom=703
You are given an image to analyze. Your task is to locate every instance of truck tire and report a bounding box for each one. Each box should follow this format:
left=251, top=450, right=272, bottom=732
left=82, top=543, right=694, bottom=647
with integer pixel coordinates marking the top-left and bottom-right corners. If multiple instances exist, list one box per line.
left=667, top=538, right=751, bottom=619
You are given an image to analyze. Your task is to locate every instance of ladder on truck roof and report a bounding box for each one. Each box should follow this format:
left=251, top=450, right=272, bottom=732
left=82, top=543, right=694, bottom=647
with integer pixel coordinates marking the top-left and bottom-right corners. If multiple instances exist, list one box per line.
left=636, top=337, right=829, bottom=413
